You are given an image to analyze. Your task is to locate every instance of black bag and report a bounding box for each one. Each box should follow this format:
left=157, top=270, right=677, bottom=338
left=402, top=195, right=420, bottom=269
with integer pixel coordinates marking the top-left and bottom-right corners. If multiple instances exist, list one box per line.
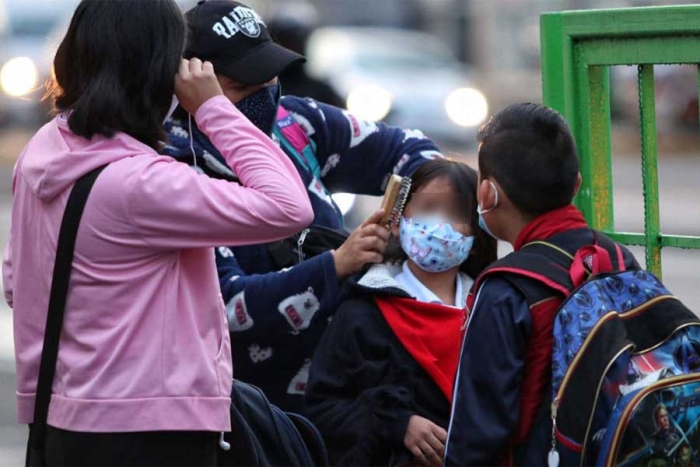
left=267, top=225, right=349, bottom=270
left=218, top=380, right=328, bottom=467
left=26, top=166, right=107, bottom=467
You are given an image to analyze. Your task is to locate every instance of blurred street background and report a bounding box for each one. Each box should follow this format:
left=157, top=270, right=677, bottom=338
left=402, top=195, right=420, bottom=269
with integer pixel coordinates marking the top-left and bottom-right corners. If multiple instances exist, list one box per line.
left=1, top=0, right=700, bottom=463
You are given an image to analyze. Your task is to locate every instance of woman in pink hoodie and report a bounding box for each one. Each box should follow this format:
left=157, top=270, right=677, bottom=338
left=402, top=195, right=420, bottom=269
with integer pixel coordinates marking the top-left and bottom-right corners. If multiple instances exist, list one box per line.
left=2, top=0, right=313, bottom=465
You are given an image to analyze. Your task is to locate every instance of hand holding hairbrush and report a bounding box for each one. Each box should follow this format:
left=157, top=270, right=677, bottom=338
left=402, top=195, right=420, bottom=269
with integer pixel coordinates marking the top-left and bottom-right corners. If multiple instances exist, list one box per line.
left=380, top=175, right=412, bottom=228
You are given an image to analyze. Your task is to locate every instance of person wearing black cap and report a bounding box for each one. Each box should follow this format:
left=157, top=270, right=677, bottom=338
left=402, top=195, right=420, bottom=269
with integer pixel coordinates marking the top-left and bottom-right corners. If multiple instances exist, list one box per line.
left=162, top=0, right=446, bottom=414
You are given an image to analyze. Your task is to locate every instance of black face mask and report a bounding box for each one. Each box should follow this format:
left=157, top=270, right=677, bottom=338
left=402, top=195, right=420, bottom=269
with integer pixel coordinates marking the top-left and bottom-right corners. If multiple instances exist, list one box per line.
left=235, top=83, right=281, bottom=136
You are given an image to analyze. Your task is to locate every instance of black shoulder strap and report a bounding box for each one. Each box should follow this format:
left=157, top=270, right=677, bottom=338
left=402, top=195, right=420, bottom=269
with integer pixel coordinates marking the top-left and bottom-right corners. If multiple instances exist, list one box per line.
left=527, top=230, right=624, bottom=272
left=475, top=246, right=576, bottom=303
left=495, top=230, right=625, bottom=299
left=29, top=166, right=107, bottom=459
left=469, top=230, right=628, bottom=312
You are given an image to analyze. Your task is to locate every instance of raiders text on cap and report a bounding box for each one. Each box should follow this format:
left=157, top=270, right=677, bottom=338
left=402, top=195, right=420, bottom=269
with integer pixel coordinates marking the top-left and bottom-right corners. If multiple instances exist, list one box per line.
left=212, top=5, right=267, bottom=39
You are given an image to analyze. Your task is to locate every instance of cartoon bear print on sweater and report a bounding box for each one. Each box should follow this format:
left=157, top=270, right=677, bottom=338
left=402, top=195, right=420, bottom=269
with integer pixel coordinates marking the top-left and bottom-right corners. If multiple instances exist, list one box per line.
left=227, top=290, right=254, bottom=332
left=278, top=287, right=320, bottom=333
left=248, top=344, right=273, bottom=363
left=287, top=359, right=312, bottom=395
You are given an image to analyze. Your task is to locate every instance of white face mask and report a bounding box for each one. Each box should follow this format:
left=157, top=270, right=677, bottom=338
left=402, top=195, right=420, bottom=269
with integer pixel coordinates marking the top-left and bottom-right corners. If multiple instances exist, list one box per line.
left=164, top=95, right=179, bottom=124
left=400, top=215, right=474, bottom=273
left=477, top=181, right=500, bottom=239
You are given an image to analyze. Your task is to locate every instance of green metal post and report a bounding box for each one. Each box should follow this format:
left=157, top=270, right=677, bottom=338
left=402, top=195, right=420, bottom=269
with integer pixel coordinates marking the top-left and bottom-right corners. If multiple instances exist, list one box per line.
left=587, top=66, right=614, bottom=231
left=541, top=6, right=700, bottom=278
left=637, top=65, right=662, bottom=277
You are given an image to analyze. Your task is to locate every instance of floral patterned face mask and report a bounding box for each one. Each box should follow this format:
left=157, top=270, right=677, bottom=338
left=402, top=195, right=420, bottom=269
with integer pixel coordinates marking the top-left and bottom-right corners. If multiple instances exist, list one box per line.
left=399, top=216, right=474, bottom=273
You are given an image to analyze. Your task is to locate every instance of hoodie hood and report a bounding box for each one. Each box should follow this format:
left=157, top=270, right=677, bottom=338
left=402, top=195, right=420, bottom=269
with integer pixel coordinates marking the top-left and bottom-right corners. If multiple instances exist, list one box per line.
left=20, top=114, right=155, bottom=201
left=353, top=263, right=411, bottom=298
left=353, top=263, right=471, bottom=306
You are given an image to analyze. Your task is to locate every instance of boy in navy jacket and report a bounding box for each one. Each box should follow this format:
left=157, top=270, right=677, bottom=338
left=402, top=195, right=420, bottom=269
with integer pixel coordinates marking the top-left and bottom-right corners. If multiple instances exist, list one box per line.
left=445, top=103, right=638, bottom=465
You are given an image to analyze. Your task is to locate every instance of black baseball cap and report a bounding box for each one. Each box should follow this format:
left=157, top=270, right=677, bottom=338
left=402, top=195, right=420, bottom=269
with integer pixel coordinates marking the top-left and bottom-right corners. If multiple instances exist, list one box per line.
left=185, top=0, right=306, bottom=85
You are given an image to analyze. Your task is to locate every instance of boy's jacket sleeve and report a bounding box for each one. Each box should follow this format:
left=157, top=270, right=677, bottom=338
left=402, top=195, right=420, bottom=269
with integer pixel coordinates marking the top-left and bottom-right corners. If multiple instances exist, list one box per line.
left=445, top=277, right=532, bottom=466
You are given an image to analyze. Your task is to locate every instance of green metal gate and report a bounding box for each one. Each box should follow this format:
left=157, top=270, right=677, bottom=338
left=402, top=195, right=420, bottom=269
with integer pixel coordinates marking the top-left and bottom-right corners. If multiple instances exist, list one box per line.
left=540, top=5, right=700, bottom=278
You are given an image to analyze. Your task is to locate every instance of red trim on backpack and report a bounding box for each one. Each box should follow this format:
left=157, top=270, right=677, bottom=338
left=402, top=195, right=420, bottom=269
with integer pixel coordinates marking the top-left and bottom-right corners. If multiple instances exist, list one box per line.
left=615, top=244, right=626, bottom=272
left=556, top=430, right=583, bottom=452
left=570, top=245, right=614, bottom=288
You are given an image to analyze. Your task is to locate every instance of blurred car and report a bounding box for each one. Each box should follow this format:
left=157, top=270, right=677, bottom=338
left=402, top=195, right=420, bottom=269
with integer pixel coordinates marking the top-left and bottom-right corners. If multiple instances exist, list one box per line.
left=0, top=0, right=77, bottom=127
left=305, top=27, right=489, bottom=145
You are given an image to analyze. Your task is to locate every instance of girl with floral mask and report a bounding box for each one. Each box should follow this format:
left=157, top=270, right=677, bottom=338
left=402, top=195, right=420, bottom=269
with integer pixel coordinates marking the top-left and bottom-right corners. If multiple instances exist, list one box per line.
left=305, top=159, right=498, bottom=467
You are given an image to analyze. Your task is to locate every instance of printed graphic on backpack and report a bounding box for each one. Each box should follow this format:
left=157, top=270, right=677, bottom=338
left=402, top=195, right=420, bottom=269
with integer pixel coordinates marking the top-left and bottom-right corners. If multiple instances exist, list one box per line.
left=598, top=373, right=700, bottom=467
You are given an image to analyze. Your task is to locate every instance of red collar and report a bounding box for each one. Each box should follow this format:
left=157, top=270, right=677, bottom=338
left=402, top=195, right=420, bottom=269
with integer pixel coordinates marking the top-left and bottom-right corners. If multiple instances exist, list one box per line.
left=375, top=296, right=464, bottom=403
left=513, top=205, right=588, bottom=251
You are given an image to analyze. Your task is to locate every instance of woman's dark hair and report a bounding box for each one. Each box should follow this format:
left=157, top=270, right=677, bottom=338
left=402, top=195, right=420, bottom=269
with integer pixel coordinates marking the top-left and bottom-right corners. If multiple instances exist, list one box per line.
left=49, top=0, right=186, bottom=150
left=385, top=159, right=498, bottom=279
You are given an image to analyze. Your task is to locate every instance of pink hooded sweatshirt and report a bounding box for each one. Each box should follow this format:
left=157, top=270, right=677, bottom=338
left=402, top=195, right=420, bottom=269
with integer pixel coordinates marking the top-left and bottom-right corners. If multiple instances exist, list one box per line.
left=2, top=95, right=313, bottom=433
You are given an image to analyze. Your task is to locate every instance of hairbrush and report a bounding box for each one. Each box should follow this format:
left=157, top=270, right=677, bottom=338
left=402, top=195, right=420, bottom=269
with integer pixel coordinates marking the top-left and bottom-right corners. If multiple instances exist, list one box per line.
left=379, top=174, right=411, bottom=228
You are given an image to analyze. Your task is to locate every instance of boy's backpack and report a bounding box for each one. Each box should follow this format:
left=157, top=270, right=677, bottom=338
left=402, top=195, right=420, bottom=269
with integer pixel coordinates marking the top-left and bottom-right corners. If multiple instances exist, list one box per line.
left=545, top=256, right=700, bottom=467
left=474, top=232, right=700, bottom=467
left=218, top=380, right=329, bottom=467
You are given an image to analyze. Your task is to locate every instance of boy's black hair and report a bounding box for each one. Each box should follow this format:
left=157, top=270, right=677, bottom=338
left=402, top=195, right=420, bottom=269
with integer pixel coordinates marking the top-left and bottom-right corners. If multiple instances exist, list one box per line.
left=478, top=103, right=579, bottom=218
left=50, top=0, right=186, bottom=150
left=385, top=159, right=498, bottom=279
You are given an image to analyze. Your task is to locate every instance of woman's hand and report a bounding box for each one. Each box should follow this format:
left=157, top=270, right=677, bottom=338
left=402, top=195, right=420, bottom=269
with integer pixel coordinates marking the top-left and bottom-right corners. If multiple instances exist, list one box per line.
left=175, top=58, right=224, bottom=114
left=404, top=415, right=447, bottom=466
left=332, top=209, right=389, bottom=279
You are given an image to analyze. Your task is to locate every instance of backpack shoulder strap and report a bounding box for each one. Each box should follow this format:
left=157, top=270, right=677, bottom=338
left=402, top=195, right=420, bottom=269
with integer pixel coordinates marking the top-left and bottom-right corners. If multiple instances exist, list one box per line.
left=467, top=247, right=574, bottom=316
left=470, top=248, right=575, bottom=307
left=467, top=230, right=623, bottom=312
left=532, top=230, right=627, bottom=289
left=593, top=230, right=626, bottom=271
left=29, top=165, right=107, bottom=460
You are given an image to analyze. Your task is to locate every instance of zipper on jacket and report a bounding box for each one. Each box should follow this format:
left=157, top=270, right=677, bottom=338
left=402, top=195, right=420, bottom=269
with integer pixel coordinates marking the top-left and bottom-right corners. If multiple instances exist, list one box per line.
left=549, top=397, right=560, bottom=467
left=297, top=228, right=310, bottom=263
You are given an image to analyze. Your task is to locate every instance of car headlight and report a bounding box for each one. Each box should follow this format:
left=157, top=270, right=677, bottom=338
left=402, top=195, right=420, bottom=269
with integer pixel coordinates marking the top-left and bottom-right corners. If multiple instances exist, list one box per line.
left=346, top=84, right=392, bottom=122
left=1, top=57, right=39, bottom=98
left=331, top=193, right=356, bottom=216
left=445, top=87, right=489, bottom=128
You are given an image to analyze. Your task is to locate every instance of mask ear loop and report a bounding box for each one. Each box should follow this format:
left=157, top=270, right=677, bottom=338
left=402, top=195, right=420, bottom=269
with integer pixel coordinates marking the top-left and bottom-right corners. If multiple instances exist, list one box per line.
left=188, top=113, right=198, bottom=169
left=478, top=181, right=499, bottom=215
